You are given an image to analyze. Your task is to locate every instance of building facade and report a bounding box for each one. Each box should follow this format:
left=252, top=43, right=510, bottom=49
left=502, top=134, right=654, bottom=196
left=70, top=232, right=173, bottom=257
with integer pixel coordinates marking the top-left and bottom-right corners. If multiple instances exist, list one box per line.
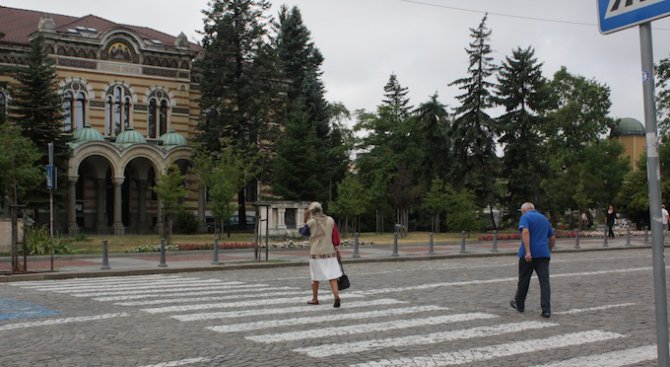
left=0, top=6, right=204, bottom=235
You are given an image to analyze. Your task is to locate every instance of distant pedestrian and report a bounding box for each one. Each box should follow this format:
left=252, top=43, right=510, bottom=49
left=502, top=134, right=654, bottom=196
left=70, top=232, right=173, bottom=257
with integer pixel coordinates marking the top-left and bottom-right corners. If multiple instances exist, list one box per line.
left=606, top=204, right=616, bottom=238
left=663, top=205, right=669, bottom=232
left=299, top=202, right=342, bottom=308
left=510, top=202, right=556, bottom=318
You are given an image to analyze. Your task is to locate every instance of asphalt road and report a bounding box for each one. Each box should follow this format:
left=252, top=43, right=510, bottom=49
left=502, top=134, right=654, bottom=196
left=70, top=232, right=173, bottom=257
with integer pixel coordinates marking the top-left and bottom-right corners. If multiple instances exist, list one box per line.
left=0, top=248, right=665, bottom=366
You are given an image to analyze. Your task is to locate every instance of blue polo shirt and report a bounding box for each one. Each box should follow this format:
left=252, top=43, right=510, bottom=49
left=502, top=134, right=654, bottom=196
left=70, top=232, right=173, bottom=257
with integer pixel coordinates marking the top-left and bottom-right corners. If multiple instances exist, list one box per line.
left=518, top=210, right=554, bottom=259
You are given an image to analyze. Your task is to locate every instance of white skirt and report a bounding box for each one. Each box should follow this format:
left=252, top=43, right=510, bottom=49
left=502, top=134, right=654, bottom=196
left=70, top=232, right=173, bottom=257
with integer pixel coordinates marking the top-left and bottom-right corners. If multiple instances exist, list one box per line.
left=309, top=257, right=343, bottom=282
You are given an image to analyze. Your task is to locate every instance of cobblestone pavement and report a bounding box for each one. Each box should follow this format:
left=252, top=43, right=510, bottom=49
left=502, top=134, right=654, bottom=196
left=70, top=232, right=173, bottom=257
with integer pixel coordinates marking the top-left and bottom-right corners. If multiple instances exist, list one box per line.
left=0, top=248, right=666, bottom=366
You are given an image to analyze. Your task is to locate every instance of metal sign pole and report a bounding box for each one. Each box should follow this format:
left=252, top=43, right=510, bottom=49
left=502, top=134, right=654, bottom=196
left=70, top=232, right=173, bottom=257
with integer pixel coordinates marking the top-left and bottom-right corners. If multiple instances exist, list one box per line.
left=639, top=21, right=669, bottom=366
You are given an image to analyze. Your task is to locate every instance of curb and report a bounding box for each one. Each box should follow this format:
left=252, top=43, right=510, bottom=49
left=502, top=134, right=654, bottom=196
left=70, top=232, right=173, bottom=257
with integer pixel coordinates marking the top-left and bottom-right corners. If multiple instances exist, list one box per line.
left=0, top=244, right=654, bottom=283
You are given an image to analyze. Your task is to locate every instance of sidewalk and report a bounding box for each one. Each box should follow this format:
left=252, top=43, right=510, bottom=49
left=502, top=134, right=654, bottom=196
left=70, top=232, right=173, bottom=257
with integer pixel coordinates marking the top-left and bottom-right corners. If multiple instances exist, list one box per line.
left=0, top=235, right=655, bottom=282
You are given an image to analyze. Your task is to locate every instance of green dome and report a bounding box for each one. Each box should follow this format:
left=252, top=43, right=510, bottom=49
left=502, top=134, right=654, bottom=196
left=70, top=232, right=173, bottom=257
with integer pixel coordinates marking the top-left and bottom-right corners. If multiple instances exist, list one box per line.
left=159, top=129, right=188, bottom=146
left=613, top=117, right=644, bottom=136
left=115, top=127, right=146, bottom=145
left=73, top=124, right=105, bottom=143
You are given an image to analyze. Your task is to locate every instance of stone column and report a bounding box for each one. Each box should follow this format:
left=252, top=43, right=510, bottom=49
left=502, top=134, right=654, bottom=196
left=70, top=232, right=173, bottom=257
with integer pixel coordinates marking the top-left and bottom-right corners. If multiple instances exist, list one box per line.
left=277, top=208, right=287, bottom=230
left=112, top=177, right=125, bottom=235
left=67, top=176, right=79, bottom=235
left=137, top=179, right=147, bottom=234
left=96, top=178, right=106, bottom=234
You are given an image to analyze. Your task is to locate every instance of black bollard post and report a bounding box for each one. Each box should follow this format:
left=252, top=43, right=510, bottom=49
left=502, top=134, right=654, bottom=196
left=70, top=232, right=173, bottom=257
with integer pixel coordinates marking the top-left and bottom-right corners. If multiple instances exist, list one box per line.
left=459, top=230, right=466, bottom=254
left=212, top=239, right=220, bottom=265
left=428, top=232, right=435, bottom=255
left=625, top=226, right=632, bottom=247
left=575, top=229, right=580, bottom=249
left=392, top=232, right=399, bottom=257
left=491, top=230, right=498, bottom=252
left=101, top=240, right=110, bottom=270
left=158, top=238, right=167, bottom=267
left=353, top=232, right=360, bottom=258
left=603, top=227, right=609, bottom=248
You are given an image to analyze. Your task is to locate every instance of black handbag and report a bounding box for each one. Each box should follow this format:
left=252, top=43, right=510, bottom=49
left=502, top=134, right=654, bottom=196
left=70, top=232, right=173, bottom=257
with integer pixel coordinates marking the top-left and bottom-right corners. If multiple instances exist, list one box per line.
left=337, top=259, right=350, bottom=290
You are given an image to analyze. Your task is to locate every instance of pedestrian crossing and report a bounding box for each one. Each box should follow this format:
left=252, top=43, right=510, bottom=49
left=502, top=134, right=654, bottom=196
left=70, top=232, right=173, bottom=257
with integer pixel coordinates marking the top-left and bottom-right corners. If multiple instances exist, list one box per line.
left=4, top=274, right=659, bottom=366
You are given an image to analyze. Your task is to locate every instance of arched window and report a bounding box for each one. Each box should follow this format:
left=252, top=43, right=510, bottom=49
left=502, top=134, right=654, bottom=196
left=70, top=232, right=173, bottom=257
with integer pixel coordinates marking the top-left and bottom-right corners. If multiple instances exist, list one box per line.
left=147, top=90, right=170, bottom=139
left=0, top=91, right=6, bottom=124
left=61, top=82, right=88, bottom=132
left=105, top=85, right=133, bottom=136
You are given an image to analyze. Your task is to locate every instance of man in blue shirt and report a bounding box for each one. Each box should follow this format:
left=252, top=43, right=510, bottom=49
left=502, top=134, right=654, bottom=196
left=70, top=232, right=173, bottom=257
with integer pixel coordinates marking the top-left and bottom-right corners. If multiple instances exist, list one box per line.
left=510, top=202, right=555, bottom=318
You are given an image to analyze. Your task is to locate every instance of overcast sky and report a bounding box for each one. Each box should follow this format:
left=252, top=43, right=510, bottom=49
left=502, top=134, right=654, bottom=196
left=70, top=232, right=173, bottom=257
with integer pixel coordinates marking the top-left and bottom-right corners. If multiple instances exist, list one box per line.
left=5, top=0, right=670, bottom=124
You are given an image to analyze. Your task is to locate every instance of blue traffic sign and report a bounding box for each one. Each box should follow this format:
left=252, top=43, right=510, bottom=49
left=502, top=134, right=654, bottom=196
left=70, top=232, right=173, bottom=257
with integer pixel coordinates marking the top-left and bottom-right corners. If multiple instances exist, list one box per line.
left=597, top=0, right=670, bottom=34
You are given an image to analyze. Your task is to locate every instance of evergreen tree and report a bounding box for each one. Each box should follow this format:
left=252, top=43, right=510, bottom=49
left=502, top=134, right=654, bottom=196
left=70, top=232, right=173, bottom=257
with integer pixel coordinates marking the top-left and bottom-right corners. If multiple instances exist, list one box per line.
left=12, top=34, right=72, bottom=215
left=495, top=47, right=551, bottom=217
left=448, top=14, right=498, bottom=208
left=412, top=93, right=450, bottom=191
left=195, top=0, right=275, bottom=226
left=272, top=100, right=320, bottom=200
left=383, top=72, right=412, bottom=123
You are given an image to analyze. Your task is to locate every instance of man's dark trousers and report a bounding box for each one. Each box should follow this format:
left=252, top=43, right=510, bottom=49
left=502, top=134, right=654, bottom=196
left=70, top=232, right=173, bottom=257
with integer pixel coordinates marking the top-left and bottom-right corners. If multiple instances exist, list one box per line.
left=514, top=257, right=550, bottom=313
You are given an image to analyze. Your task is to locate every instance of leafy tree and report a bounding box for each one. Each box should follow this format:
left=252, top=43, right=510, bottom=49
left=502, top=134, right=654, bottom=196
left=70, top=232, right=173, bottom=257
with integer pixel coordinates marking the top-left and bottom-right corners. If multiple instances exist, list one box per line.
left=11, top=34, right=71, bottom=216
left=656, top=56, right=670, bottom=135
left=328, top=174, right=369, bottom=236
left=422, top=178, right=449, bottom=232
left=196, top=0, right=275, bottom=226
left=153, top=163, right=187, bottom=244
left=388, top=164, right=419, bottom=237
left=495, top=46, right=551, bottom=218
left=210, top=150, right=249, bottom=238
left=0, top=123, right=42, bottom=207
left=448, top=14, right=499, bottom=209
left=444, top=184, right=482, bottom=232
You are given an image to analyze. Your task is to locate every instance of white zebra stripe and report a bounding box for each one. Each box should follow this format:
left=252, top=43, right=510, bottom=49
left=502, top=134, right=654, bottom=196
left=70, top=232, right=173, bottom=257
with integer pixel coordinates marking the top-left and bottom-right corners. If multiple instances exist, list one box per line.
left=32, top=279, right=224, bottom=293
left=13, top=275, right=198, bottom=289
left=142, top=294, right=365, bottom=314
left=531, top=344, right=661, bottom=367
left=245, top=313, right=498, bottom=343
left=208, top=305, right=448, bottom=333
left=295, top=321, right=557, bottom=358
left=359, top=267, right=652, bottom=295
left=0, top=313, right=130, bottom=331
left=74, top=283, right=274, bottom=298
left=137, top=356, right=224, bottom=367
left=11, top=274, right=185, bottom=287
left=92, top=286, right=299, bottom=302
left=553, top=303, right=637, bottom=315
left=116, top=290, right=309, bottom=306
left=171, top=299, right=406, bottom=322
left=350, top=330, right=625, bottom=367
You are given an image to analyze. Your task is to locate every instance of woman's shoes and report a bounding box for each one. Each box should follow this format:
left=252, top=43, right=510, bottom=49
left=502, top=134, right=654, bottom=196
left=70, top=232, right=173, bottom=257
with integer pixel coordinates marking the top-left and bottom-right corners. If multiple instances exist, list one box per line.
left=307, top=299, right=319, bottom=305
left=333, top=298, right=341, bottom=308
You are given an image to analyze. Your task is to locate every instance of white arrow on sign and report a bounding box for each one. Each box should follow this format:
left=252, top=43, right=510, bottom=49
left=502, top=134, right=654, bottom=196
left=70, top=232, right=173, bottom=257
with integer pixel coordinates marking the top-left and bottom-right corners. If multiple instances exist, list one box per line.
left=605, top=0, right=664, bottom=19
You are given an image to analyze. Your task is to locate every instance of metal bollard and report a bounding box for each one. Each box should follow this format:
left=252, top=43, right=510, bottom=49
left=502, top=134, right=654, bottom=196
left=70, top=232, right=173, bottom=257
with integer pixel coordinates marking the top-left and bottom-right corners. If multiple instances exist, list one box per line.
left=603, top=227, right=608, bottom=248
left=212, top=239, right=220, bottom=265
left=645, top=226, right=649, bottom=244
left=575, top=229, right=580, bottom=249
left=459, top=230, right=466, bottom=253
left=491, top=230, right=498, bottom=252
left=428, top=232, right=435, bottom=255
left=101, top=240, right=110, bottom=270
left=392, top=232, right=399, bottom=257
left=625, top=226, right=632, bottom=246
left=158, top=238, right=167, bottom=267
left=353, top=232, right=360, bottom=258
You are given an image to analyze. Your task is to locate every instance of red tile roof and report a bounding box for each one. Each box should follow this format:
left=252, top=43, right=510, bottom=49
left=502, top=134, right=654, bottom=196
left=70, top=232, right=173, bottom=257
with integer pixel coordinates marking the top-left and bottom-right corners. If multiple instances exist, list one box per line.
left=0, top=6, right=200, bottom=52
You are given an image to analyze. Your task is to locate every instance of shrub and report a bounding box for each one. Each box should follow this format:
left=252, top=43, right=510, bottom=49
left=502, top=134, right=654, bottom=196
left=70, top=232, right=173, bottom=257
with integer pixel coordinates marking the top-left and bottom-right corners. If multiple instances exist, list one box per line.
left=174, top=211, right=199, bottom=234
left=24, top=226, right=72, bottom=255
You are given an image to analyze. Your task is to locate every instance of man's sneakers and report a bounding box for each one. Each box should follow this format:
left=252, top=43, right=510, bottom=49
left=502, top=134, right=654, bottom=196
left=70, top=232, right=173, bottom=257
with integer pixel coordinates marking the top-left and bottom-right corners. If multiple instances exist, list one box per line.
left=510, top=300, right=524, bottom=313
